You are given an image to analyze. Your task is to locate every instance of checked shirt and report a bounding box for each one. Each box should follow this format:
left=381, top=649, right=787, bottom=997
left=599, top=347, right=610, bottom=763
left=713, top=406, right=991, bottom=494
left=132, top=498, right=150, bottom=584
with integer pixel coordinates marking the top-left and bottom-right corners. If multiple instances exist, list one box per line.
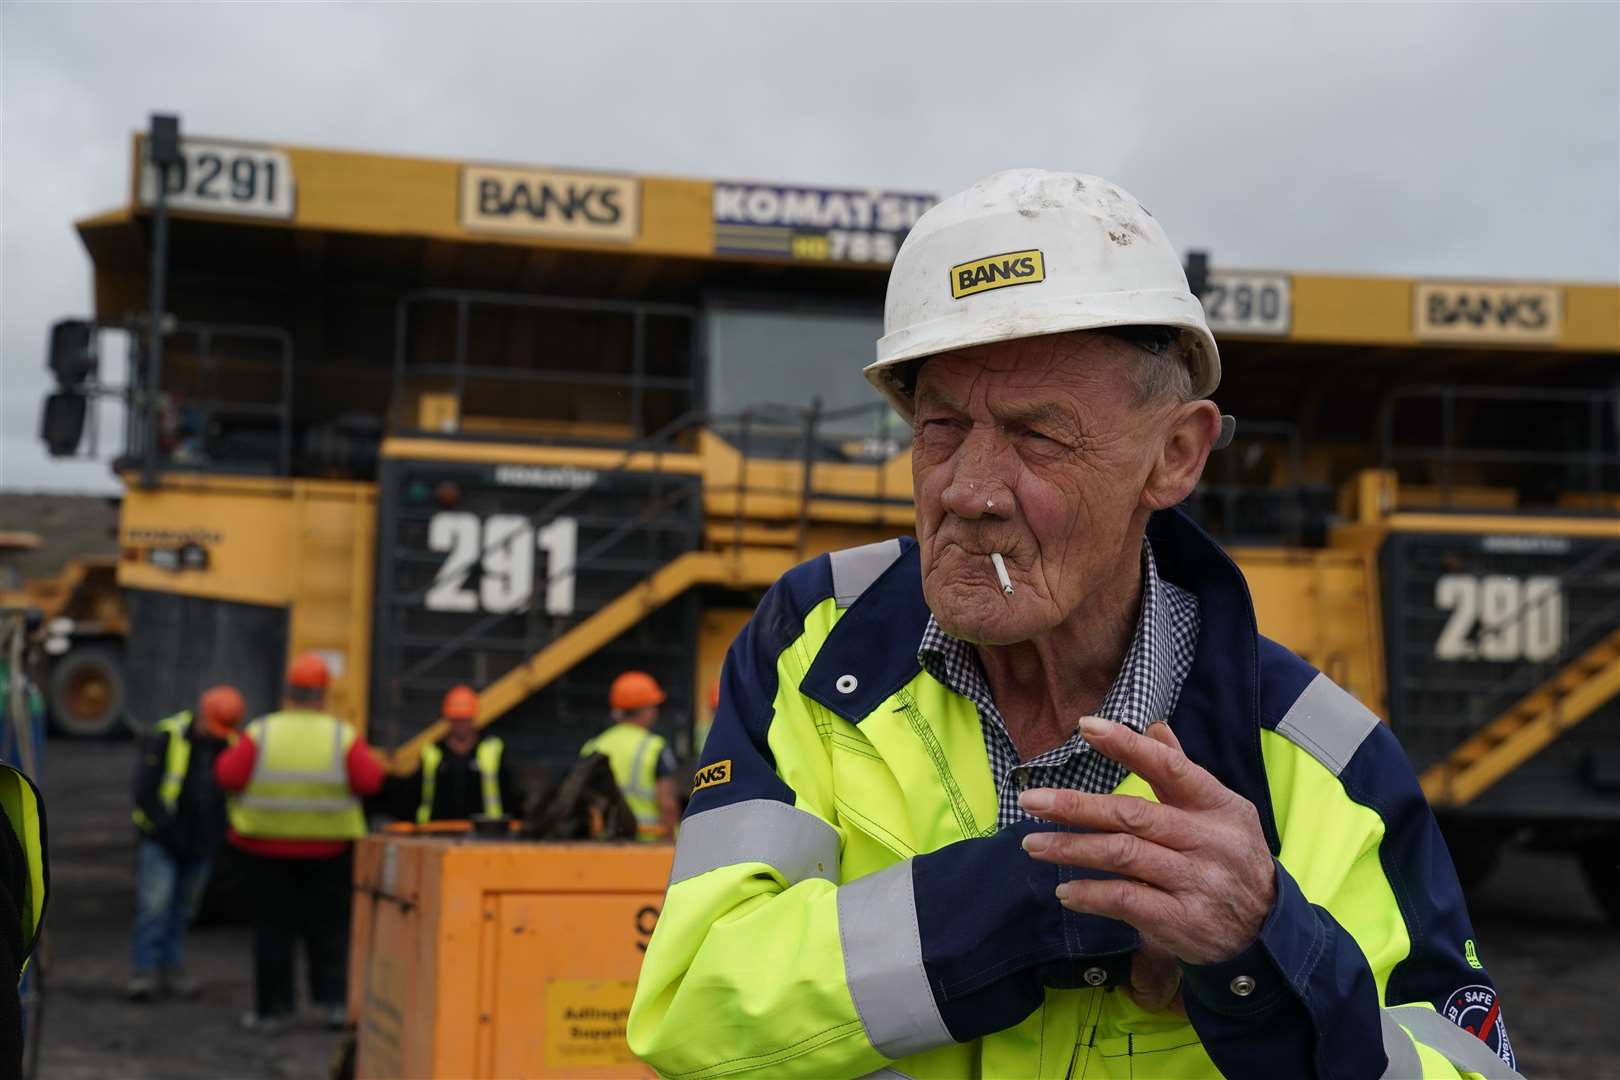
left=917, top=539, right=1200, bottom=828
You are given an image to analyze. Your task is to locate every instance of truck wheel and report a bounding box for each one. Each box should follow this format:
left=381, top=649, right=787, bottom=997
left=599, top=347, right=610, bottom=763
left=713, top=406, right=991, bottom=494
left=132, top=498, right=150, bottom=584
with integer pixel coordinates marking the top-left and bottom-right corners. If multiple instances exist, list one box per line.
left=47, top=642, right=128, bottom=738
left=1578, top=841, right=1620, bottom=926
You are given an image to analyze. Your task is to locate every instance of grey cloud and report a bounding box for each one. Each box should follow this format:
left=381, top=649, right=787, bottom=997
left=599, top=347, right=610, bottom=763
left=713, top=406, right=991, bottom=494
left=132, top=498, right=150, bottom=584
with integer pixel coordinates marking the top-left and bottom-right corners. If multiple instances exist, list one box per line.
left=3, top=1, right=1616, bottom=490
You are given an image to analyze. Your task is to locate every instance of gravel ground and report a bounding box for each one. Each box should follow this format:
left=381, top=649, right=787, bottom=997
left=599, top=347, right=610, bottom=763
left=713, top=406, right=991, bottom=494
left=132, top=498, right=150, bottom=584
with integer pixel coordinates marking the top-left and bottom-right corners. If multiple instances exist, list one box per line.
left=31, top=739, right=1619, bottom=1078
left=36, top=740, right=338, bottom=1079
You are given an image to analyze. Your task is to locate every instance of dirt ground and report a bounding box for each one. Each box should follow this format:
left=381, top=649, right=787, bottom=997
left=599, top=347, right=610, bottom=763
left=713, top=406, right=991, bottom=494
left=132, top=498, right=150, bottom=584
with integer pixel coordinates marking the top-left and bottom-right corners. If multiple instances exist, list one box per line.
left=31, top=738, right=1620, bottom=1079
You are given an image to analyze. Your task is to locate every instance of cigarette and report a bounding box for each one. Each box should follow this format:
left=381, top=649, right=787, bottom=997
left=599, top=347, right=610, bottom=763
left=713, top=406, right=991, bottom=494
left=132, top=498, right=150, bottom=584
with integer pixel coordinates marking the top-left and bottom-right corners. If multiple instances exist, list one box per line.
left=991, top=552, right=1014, bottom=596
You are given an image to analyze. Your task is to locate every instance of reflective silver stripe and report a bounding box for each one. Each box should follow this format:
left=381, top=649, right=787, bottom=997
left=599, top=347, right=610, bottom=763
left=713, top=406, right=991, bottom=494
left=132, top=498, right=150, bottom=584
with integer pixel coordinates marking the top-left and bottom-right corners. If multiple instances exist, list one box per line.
left=1379, top=1010, right=1423, bottom=1079
left=837, top=860, right=952, bottom=1059
left=857, top=1069, right=915, bottom=1080
left=830, top=539, right=902, bottom=608
left=1384, top=1006, right=1523, bottom=1079
left=624, top=731, right=657, bottom=800
left=234, top=795, right=358, bottom=812
left=1274, top=673, right=1381, bottom=776
left=669, top=799, right=840, bottom=887
left=477, top=738, right=504, bottom=816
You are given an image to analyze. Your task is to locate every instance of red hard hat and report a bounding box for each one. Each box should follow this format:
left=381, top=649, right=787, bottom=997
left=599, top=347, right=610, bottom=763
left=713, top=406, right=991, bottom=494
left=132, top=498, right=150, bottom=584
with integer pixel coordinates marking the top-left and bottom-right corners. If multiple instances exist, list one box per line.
left=442, top=685, right=479, bottom=721
left=200, top=685, right=245, bottom=729
left=287, top=652, right=330, bottom=690
left=609, top=671, right=666, bottom=711
left=707, top=679, right=720, bottom=712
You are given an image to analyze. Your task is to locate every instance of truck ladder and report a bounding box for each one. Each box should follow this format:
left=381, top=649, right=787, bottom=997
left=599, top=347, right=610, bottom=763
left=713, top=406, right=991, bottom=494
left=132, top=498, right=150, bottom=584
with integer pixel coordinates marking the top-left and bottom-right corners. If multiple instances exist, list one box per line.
left=1421, top=626, right=1620, bottom=808
left=391, top=549, right=795, bottom=769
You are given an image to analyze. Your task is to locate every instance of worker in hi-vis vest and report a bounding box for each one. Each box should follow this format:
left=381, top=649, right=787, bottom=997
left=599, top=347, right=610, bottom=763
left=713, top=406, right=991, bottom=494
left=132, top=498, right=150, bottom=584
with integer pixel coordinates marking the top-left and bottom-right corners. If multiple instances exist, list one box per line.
left=214, top=653, right=383, bottom=1033
left=413, top=685, right=522, bottom=823
left=128, top=684, right=243, bottom=1002
left=580, top=672, right=679, bottom=841
left=0, top=757, right=46, bottom=1075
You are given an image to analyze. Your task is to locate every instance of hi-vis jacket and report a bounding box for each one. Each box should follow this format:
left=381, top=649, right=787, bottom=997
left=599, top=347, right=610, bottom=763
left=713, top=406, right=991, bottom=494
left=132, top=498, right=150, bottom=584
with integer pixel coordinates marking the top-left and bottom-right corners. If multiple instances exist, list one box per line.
left=0, top=762, right=46, bottom=980
left=629, top=511, right=1521, bottom=1079
left=583, top=722, right=671, bottom=841
left=226, top=710, right=366, bottom=841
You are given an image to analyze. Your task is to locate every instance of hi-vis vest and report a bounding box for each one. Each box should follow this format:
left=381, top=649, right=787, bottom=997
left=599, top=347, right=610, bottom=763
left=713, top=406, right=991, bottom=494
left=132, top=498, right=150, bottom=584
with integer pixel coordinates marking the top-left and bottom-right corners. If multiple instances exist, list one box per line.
left=227, top=710, right=364, bottom=841
left=0, top=762, right=46, bottom=978
left=581, top=723, right=666, bottom=841
left=132, top=711, right=191, bottom=834
left=416, top=736, right=505, bottom=824
left=629, top=516, right=1525, bottom=1080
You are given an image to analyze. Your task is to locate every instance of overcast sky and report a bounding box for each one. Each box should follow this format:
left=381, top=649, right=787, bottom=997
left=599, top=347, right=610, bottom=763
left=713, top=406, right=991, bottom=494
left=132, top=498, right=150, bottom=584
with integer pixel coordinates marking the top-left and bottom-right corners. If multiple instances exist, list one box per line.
left=3, top=1, right=1616, bottom=493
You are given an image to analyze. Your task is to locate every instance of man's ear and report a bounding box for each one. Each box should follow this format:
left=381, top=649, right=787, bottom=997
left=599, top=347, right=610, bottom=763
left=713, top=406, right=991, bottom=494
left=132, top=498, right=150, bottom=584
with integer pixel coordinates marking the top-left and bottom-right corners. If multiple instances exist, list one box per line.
left=1142, top=401, right=1221, bottom=511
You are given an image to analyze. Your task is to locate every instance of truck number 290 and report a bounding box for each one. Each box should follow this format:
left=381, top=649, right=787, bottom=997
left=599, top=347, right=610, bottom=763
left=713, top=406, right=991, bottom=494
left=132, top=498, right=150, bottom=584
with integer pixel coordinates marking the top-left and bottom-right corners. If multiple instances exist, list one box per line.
left=423, top=511, right=578, bottom=616
left=1433, top=573, right=1564, bottom=663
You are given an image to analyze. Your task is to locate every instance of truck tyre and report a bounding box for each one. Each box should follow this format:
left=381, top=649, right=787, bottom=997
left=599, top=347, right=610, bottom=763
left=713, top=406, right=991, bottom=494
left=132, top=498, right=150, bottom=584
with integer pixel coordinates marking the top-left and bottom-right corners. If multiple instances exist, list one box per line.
left=47, top=642, right=128, bottom=738
left=1578, top=840, right=1620, bottom=926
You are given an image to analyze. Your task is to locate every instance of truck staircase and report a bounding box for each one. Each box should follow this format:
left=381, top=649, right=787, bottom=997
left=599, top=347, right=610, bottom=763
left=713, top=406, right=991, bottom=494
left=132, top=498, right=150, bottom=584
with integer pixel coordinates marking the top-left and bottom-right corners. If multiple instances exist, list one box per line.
left=1421, top=625, right=1620, bottom=807
left=383, top=403, right=900, bottom=765
left=396, top=549, right=793, bottom=767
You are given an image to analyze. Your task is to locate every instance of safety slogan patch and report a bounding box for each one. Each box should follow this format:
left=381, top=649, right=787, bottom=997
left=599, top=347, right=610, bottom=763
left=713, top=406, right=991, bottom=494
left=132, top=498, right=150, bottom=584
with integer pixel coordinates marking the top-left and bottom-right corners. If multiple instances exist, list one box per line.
left=1443, top=984, right=1515, bottom=1069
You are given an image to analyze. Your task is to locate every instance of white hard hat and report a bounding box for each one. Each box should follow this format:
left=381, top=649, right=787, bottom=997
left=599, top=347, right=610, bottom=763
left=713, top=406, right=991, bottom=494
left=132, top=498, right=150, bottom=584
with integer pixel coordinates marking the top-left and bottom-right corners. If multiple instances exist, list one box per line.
left=867, top=169, right=1220, bottom=422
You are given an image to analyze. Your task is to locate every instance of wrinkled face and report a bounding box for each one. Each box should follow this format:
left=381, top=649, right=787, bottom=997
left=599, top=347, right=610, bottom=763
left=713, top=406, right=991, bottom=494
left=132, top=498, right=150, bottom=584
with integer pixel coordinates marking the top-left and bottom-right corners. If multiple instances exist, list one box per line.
left=910, top=332, right=1206, bottom=645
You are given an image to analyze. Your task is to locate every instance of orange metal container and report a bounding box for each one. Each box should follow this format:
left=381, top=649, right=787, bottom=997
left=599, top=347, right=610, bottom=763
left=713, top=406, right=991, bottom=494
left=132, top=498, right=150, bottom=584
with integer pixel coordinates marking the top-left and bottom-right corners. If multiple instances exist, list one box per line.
left=348, top=833, right=672, bottom=1078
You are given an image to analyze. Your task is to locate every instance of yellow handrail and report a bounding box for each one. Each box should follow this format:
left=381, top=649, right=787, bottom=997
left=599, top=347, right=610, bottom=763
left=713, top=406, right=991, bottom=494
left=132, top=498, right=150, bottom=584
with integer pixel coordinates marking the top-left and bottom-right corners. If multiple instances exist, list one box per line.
left=1421, top=627, right=1620, bottom=807
left=390, top=548, right=794, bottom=772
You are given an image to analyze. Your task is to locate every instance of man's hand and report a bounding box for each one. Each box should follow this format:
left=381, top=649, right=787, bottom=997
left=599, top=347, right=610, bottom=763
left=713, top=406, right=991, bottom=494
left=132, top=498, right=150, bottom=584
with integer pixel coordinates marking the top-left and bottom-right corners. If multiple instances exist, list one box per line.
left=1128, top=936, right=1186, bottom=1016
left=1018, top=716, right=1276, bottom=966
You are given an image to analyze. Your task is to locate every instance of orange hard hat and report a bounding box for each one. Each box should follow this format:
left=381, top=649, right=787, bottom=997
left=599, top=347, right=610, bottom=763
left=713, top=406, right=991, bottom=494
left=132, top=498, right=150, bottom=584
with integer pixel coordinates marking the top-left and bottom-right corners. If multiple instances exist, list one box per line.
left=287, top=652, right=330, bottom=690
left=609, top=671, right=666, bottom=711
left=442, top=685, right=479, bottom=721
left=707, top=679, right=720, bottom=712
left=200, top=685, right=245, bottom=729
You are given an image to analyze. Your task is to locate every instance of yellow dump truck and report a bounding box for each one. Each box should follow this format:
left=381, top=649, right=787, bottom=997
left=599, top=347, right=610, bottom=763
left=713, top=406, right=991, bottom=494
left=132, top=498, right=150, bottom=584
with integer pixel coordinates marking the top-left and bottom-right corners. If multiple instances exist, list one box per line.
left=35, top=126, right=1620, bottom=1072
left=0, top=538, right=129, bottom=737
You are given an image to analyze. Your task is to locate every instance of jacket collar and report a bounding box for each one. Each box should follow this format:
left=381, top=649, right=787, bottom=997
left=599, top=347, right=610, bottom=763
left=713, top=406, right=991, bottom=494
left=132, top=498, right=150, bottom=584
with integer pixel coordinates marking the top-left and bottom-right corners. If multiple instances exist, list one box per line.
left=799, top=510, right=1277, bottom=848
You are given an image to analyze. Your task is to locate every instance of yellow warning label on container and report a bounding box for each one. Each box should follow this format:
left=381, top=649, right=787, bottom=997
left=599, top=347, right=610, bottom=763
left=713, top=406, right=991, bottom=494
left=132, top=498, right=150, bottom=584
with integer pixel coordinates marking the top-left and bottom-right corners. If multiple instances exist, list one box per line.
left=545, top=978, right=640, bottom=1068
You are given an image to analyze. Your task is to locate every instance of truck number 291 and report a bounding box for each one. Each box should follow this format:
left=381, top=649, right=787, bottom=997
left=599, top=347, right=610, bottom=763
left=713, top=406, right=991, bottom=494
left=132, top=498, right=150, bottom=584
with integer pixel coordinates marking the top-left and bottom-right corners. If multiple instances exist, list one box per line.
left=424, top=512, right=578, bottom=615
left=1433, top=573, right=1563, bottom=663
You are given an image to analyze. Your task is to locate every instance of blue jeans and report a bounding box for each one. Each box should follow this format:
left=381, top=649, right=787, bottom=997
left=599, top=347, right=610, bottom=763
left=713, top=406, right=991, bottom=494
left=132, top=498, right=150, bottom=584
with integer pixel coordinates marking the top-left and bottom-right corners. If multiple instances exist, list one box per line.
left=130, top=838, right=213, bottom=975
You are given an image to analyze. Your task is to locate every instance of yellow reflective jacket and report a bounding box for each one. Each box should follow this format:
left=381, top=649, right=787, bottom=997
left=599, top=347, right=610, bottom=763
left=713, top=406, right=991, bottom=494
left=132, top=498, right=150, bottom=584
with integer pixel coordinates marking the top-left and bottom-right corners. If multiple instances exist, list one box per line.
left=630, top=513, right=1522, bottom=1079
left=0, top=762, right=46, bottom=979
left=132, top=710, right=192, bottom=834
left=417, top=735, right=505, bottom=823
left=582, top=722, right=668, bottom=841
left=227, top=710, right=365, bottom=841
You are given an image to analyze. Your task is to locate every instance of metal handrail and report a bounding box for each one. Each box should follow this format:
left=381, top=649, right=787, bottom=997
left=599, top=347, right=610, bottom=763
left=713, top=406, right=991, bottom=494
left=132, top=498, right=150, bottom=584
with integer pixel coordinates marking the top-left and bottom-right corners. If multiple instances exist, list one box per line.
left=391, top=288, right=701, bottom=441
left=387, top=399, right=907, bottom=694
left=1378, top=384, right=1619, bottom=500
left=61, top=317, right=296, bottom=477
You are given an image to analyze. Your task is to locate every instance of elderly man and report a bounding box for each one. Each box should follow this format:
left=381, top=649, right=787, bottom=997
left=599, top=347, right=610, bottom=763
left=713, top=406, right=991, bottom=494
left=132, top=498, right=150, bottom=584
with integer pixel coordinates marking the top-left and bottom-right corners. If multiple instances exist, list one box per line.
left=630, top=171, right=1519, bottom=1079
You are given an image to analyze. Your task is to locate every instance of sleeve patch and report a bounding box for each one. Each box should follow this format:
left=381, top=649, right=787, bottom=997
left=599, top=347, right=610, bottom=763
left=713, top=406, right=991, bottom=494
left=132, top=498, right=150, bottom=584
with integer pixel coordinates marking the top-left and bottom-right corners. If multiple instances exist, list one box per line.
left=1444, top=984, right=1515, bottom=1069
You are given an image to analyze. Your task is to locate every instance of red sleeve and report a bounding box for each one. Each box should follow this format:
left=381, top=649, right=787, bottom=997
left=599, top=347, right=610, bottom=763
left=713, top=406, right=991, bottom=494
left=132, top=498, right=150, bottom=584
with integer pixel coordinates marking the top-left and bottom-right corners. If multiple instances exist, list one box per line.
left=214, top=731, right=257, bottom=792
left=346, top=738, right=385, bottom=797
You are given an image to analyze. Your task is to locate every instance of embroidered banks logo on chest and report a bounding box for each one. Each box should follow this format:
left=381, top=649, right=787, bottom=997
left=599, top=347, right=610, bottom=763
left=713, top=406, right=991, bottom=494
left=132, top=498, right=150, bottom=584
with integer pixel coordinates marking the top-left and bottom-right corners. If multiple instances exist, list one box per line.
left=950, top=249, right=1045, bottom=299
left=692, top=759, right=732, bottom=794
